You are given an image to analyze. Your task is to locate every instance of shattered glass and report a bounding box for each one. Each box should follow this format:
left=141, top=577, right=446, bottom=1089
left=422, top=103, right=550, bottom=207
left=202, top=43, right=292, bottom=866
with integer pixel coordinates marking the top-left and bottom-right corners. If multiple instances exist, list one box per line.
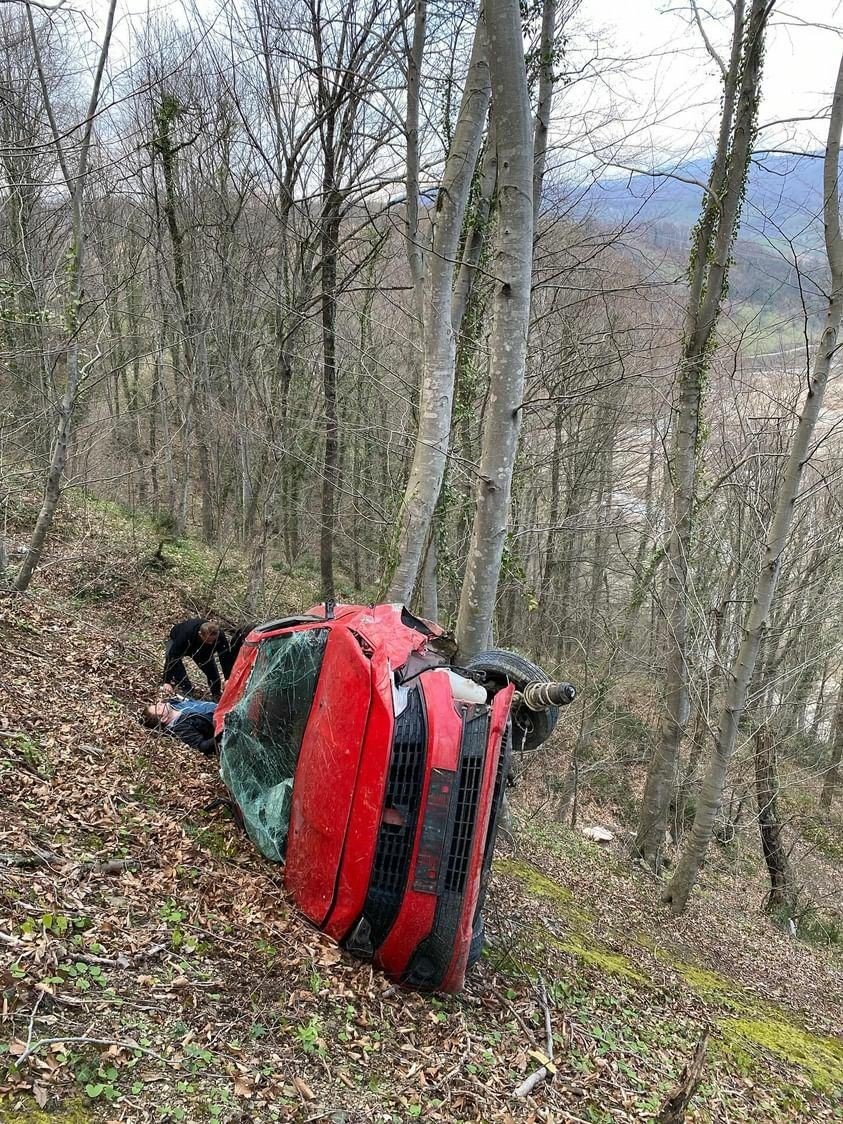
left=219, top=628, right=328, bottom=860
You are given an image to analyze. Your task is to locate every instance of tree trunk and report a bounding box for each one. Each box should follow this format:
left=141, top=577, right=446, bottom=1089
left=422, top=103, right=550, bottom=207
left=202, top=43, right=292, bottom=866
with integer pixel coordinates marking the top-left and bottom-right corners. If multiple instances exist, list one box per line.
left=404, top=0, right=427, bottom=329
left=754, top=726, right=796, bottom=912
left=821, top=679, right=843, bottom=809
left=532, top=0, right=560, bottom=223
left=634, top=0, right=770, bottom=867
left=14, top=0, right=118, bottom=592
left=664, top=51, right=843, bottom=912
left=383, top=18, right=491, bottom=603
left=455, top=0, right=535, bottom=658
left=319, top=181, right=342, bottom=601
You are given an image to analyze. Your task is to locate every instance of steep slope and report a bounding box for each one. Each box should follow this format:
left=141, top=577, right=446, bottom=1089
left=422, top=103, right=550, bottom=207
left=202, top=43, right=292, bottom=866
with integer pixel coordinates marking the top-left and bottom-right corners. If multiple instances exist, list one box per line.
left=1, top=497, right=841, bottom=1123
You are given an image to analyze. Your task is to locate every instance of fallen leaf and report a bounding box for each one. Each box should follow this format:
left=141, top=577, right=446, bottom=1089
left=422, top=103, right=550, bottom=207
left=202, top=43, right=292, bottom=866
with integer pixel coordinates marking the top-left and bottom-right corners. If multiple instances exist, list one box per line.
left=233, top=1077, right=253, bottom=1098
left=293, top=1076, right=315, bottom=1101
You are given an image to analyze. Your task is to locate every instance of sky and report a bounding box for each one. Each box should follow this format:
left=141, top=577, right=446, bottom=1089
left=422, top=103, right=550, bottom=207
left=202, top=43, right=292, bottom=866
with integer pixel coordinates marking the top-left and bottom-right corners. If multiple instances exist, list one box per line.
left=63, top=0, right=843, bottom=173
left=561, top=0, right=843, bottom=172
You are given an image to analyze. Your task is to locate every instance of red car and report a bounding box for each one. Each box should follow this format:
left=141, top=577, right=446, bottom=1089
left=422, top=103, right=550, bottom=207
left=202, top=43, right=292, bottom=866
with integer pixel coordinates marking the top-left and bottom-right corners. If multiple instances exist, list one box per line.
left=214, top=603, right=574, bottom=992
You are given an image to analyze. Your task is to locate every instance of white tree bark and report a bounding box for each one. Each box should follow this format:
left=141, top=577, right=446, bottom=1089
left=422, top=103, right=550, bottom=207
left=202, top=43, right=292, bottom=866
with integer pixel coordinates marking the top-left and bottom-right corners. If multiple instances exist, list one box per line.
left=384, top=16, right=491, bottom=604
left=664, top=50, right=843, bottom=913
left=454, top=0, right=534, bottom=658
left=15, top=0, right=118, bottom=592
left=821, top=679, right=843, bottom=809
left=404, top=0, right=427, bottom=329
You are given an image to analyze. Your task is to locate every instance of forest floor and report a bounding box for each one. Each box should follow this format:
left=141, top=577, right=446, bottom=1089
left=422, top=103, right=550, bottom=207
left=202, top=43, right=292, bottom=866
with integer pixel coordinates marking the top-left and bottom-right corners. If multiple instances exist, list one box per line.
left=1, top=496, right=841, bottom=1123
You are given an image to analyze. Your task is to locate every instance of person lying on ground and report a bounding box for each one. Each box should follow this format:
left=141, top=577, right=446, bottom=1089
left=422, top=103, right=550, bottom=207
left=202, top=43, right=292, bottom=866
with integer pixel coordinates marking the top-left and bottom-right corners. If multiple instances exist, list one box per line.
left=163, top=617, right=233, bottom=701
left=141, top=698, right=217, bottom=755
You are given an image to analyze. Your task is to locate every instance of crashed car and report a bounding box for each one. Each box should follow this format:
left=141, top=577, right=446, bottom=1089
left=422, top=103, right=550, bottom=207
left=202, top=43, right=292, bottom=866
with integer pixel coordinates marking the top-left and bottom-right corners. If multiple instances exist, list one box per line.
left=214, top=603, right=575, bottom=992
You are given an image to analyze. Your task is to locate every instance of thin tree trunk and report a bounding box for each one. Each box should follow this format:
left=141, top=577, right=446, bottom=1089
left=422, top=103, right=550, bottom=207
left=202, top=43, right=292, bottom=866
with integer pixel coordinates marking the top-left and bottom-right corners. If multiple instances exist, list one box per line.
left=404, top=0, right=427, bottom=329
left=634, top=0, right=770, bottom=866
left=319, top=181, right=341, bottom=600
left=451, top=119, right=498, bottom=335
left=455, top=0, right=534, bottom=658
left=15, top=0, right=118, bottom=592
left=754, top=726, right=796, bottom=912
left=664, top=53, right=843, bottom=912
left=383, top=17, right=491, bottom=603
left=821, top=679, right=843, bottom=809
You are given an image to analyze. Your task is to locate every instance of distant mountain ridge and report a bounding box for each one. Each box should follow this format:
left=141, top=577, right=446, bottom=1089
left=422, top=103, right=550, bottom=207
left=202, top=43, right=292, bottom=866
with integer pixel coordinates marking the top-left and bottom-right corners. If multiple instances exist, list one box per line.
left=572, top=152, right=828, bottom=330
left=582, top=152, right=825, bottom=251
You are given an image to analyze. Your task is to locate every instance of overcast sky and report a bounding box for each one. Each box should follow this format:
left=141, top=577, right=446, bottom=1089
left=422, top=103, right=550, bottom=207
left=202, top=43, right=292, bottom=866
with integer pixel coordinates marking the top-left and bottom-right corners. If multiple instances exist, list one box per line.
left=561, top=1, right=843, bottom=171
left=71, top=0, right=843, bottom=171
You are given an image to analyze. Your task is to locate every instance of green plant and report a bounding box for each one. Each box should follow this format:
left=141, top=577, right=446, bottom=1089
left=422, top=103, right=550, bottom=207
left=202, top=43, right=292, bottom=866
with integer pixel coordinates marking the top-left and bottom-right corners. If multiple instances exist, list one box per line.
left=296, top=1016, right=324, bottom=1055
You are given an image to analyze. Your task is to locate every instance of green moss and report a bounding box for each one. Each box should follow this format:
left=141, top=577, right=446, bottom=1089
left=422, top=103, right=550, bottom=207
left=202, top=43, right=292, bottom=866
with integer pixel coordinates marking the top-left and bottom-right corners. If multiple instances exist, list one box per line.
left=556, top=939, right=646, bottom=983
left=494, top=856, right=572, bottom=904
left=0, top=1097, right=93, bottom=1122
left=187, top=822, right=235, bottom=860
left=720, top=1016, right=843, bottom=1093
left=675, top=962, right=743, bottom=1006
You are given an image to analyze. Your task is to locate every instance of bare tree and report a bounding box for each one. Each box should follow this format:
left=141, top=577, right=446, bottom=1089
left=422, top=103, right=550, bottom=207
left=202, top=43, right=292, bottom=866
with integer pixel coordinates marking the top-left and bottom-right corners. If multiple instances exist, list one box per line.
left=820, top=678, right=843, bottom=809
left=633, top=0, right=774, bottom=867
left=383, top=15, right=491, bottom=604
left=13, top=0, right=118, bottom=591
left=454, top=0, right=536, bottom=655
left=663, top=49, right=843, bottom=913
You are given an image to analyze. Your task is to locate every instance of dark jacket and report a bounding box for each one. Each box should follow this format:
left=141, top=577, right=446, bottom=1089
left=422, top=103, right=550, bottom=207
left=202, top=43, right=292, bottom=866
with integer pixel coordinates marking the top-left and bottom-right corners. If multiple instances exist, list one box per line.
left=164, top=618, right=232, bottom=697
left=166, top=617, right=232, bottom=666
left=167, top=712, right=216, bottom=755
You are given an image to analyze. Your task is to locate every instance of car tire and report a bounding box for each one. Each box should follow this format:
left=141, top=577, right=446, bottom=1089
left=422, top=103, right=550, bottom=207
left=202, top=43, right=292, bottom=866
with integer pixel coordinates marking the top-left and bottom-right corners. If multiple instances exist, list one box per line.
left=468, top=917, right=485, bottom=966
left=463, top=648, right=559, bottom=751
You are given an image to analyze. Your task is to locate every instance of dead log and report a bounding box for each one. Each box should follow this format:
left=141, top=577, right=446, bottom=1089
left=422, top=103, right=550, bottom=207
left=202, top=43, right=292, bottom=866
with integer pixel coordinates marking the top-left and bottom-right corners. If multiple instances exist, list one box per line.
left=656, top=1028, right=710, bottom=1123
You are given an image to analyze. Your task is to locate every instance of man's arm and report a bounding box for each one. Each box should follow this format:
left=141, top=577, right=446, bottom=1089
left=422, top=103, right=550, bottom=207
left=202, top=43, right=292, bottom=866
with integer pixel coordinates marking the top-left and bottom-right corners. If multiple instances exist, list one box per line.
left=164, top=621, right=193, bottom=673
left=198, top=656, right=222, bottom=700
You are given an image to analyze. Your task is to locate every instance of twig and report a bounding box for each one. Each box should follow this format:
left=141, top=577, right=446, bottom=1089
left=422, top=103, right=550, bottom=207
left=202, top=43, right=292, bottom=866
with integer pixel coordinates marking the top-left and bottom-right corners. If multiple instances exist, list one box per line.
left=16, top=1035, right=168, bottom=1067
left=76, top=857, right=138, bottom=879
left=656, top=1028, right=711, bottom=1123
left=0, top=643, right=47, bottom=662
left=0, top=930, right=167, bottom=969
left=0, top=849, right=66, bottom=870
left=24, top=990, right=44, bottom=1056
left=514, top=977, right=556, bottom=1099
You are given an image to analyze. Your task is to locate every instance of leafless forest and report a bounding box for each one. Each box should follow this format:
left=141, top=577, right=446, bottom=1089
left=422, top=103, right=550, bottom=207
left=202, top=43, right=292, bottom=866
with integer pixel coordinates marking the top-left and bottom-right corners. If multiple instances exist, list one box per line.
left=2, top=0, right=842, bottom=920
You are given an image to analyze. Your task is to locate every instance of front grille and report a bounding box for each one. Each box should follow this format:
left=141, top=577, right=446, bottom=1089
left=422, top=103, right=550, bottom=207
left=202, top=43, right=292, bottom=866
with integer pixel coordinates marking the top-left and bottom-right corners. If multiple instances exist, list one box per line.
left=359, top=688, right=426, bottom=949
left=444, top=712, right=489, bottom=893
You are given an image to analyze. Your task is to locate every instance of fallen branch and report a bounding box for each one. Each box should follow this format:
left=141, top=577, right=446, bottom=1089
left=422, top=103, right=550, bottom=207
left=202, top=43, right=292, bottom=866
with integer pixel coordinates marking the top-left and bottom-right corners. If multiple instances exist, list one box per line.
left=15, top=1035, right=168, bottom=1067
left=0, top=850, right=62, bottom=870
left=76, top=857, right=139, bottom=879
left=514, top=977, right=556, bottom=1099
left=0, top=930, right=167, bottom=970
left=656, top=1028, right=711, bottom=1123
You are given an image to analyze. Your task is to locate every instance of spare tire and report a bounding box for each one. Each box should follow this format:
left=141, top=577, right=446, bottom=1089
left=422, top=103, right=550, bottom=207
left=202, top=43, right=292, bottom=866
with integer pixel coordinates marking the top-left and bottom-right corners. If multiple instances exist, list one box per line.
left=463, top=648, right=559, bottom=751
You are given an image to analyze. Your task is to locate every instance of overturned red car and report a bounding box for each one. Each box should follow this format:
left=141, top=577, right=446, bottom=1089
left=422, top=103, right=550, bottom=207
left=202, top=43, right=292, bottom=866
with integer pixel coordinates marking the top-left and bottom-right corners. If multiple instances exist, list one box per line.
left=214, top=603, right=574, bottom=992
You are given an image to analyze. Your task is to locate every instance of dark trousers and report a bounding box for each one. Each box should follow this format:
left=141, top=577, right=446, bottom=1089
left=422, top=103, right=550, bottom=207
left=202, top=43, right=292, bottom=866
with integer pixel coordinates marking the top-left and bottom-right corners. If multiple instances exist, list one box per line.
left=164, top=644, right=222, bottom=700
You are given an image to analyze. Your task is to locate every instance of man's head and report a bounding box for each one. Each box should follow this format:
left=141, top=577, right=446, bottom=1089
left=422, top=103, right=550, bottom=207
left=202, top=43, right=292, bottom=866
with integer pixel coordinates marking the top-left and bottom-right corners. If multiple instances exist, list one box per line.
left=141, top=702, right=173, bottom=728
left=198, top=621, right=220, bottom=645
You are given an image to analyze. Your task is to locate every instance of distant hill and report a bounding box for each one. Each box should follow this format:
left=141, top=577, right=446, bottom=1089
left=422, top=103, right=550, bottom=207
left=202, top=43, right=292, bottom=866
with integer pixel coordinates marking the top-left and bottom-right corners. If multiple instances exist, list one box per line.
left=571, top=152, right=828, bottom=334
left=581, top=152, right=825, bottom=251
